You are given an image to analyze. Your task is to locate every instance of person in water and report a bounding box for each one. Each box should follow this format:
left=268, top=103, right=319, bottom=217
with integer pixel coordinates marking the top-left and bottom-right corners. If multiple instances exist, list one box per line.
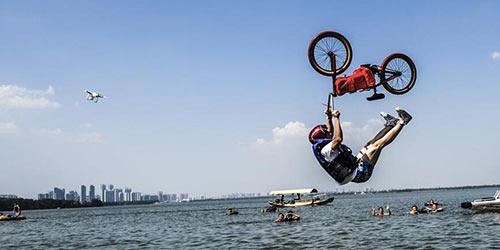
left=274, top=211, right=300, bottom=222
left=428, top=203, right=443, bottom=213
left=425, top=199, right=438, bottom=206
left=408, top=205, right=419, bottom=215
left=225, top=208, right=238, bottom=215
left=13, top=203, right=21, bottom=216
left=260, top=206, right=277, bottom=213
left=274, top=213, right=286, bottom=222
left=372, top=205, right=391, bottom=216
left=285, top=210, right=301, bottom=221
left=310, top=107, right=412, bottom=184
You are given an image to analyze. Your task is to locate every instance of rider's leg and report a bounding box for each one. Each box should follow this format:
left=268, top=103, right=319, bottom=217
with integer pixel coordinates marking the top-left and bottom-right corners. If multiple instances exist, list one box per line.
left=362, top=122, right=404, bottom=166
left=363, top=125, right=394, bottom=148
left=361, top=112, right=399, bottom=151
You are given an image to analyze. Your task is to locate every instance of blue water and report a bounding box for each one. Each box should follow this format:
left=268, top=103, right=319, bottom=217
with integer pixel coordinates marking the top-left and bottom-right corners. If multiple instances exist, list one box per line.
left=1, top=187, right=499, bottom=249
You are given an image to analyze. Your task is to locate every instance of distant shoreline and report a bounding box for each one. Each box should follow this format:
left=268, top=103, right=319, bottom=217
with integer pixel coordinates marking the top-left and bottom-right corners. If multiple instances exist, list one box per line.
left=191, top=184, right=500, bottom=202
left=3, top=184, right=499, bottom=210
left=327, top=183, right=500, bottom=196
left=0, top=198, right=158, bottom=212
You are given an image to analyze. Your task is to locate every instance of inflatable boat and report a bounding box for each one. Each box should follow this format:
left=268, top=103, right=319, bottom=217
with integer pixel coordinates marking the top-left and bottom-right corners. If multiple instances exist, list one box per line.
left=0, top=215, right=26, bottom=221
left=461, top=190, right=500, bottom=211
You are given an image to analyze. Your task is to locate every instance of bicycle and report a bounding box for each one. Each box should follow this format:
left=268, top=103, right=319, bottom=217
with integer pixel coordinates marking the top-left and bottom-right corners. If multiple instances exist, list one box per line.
left=308, top=31, right=417, bottom=101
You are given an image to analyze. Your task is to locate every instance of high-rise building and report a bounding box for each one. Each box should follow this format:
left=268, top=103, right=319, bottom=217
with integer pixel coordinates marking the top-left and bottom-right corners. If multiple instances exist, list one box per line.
left=54, top=187, right=65, bottom=200
left=114, top=188, right=123, bottom=202
left=81, top=185, right=87, bottom=203
left=131, top=192, right=141, bottom=201
left=124, top=188, right=132, bottom=201
left=89, top=185, right=95, bottom=201
left=118, top=191, right=124, bottom=202
left=170, top=194, right=177, bottom=202
left=158, top=191, right=164, bottom=202
left=66, top=190, right=79, bottom=201
left=108, top=184, right=114, bottom=191
left=105, top=190, right=115, bottom=202
left=179, top=193, right=189, bottom=202
left=101, top=184, right=106, bottom=202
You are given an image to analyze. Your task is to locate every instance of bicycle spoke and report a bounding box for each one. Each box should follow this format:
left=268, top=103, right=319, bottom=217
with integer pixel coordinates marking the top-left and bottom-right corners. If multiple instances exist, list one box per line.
left=313, top=35, right=349, bottom=72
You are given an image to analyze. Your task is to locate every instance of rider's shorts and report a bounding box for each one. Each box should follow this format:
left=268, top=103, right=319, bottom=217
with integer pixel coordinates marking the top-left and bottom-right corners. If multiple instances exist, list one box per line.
left=351, top=156, right=374, bottom=183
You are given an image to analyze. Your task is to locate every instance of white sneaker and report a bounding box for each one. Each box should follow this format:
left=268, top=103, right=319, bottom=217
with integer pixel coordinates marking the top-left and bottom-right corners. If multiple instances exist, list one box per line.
left=380, top=112, right=398, bottom=126
left=395, top=107, right=412, bottom=125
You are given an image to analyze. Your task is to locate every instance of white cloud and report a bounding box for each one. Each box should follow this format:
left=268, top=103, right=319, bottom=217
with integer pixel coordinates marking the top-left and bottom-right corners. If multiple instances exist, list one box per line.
left=255, top=121, right=308, bottom=145
left=253, top=119, right=383, bottom=148
left=0, top=85, right=60, bottom=109
left=0, top=122, right=18, bottom=133
left=492, top=51, right=500, bottom=60
left=340, top=118, right=384, bottom=149
left=32, top=128, right=63, bottom=135
left=74, top=132, right=105, bottom=144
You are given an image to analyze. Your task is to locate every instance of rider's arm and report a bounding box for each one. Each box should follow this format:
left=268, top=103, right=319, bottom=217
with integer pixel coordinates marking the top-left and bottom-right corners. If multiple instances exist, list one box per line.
left=325, top=109, right=334, bottom=138
left=331, top=110, right=343, bottom=150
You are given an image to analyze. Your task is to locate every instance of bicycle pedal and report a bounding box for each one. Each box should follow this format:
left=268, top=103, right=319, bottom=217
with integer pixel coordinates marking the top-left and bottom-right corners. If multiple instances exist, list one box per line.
left=366, top=93, right=385, bottom=101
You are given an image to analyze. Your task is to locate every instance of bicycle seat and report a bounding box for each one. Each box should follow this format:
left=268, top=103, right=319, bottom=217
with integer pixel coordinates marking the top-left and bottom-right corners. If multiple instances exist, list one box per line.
left=366, top=93, right=385, bottom=101
left=360, top=64, right=371, bottom=68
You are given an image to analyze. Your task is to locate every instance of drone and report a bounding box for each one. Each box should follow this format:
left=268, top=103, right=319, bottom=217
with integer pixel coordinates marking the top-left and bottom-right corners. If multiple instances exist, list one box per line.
left=85, top=90, right=106, bottom=103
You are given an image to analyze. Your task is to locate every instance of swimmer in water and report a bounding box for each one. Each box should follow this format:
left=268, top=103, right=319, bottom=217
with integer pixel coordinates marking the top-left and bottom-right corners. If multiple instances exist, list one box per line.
left=225, top=208, right=238, bottom=215
left=408, top=205, right=419, bottom=215
left=372, top=205, right=391, bottom=216
left=285, top=210, right=301, bottom=221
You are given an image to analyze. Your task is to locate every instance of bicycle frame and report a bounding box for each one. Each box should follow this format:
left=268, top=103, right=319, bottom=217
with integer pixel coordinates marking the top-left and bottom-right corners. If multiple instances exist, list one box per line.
left=328, top=53, right=393, bottom=102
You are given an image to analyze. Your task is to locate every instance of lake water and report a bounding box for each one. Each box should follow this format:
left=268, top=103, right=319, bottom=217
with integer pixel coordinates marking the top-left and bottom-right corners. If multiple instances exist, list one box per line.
left=1, top=187, right=499, bottom=249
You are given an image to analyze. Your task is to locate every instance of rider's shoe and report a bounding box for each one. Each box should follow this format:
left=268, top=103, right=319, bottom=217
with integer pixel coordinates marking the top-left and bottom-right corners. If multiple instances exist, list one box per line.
left=380, top=112, right=398, bottom=127
left=395, top=107, right=412, bottom=125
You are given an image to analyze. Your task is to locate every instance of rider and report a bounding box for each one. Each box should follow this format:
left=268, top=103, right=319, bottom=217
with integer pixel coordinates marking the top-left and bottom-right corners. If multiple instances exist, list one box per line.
left=309, top=107, right=412, bottom=184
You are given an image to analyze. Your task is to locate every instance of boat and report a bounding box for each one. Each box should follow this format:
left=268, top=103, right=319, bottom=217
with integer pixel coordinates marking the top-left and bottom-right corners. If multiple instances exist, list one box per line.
left=268, top=188, right=334, bottom=208
left=0, top=215, right=26, bottom=221
left=461, top=190, right=500, bottom=211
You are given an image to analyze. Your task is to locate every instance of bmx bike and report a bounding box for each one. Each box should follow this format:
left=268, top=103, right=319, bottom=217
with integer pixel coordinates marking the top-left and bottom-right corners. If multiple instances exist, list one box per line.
left=308, top=31, right=417, bottom=101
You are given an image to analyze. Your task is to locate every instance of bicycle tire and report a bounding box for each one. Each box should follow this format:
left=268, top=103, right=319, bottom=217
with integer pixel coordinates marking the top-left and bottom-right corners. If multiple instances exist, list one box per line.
left=308, top=31, right=352, bottom=76
left=380, top=53, right=417, bottom=95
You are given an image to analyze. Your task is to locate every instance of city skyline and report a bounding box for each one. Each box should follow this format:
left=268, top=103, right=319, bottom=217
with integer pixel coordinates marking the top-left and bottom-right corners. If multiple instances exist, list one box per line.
left=37, top=183, right=190, bottom=202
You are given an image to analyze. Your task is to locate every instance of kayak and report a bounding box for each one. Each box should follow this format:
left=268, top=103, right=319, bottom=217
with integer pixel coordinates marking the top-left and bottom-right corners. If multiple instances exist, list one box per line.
left=461, top=190, right=500, bottom=211
left=0, top=215, right=26, bottom=221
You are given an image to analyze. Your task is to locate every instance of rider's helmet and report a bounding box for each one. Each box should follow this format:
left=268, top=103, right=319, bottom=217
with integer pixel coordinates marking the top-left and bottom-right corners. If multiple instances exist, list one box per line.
left=308, top=124, right=329, bottom=144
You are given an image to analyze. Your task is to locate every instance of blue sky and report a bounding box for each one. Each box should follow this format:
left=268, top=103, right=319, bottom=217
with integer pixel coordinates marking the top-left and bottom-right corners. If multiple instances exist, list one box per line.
left=0, top=1, right=499, bottom=198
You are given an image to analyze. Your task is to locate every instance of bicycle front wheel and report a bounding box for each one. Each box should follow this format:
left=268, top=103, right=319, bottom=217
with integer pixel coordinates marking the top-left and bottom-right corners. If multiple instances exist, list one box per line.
left=308, top=31, right=352, bottom=76
left=380, top=53, right=417, bottom=95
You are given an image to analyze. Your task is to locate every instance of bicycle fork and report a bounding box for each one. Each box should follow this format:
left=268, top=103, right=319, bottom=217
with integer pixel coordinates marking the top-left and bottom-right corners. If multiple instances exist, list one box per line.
left=327, top=52, right=337, bottom=111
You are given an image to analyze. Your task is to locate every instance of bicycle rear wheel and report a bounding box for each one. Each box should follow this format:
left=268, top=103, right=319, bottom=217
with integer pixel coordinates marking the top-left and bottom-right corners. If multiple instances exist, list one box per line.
left=308, top=31, right=352, bottom=76
left=380, top=53, right=417, bottom=95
